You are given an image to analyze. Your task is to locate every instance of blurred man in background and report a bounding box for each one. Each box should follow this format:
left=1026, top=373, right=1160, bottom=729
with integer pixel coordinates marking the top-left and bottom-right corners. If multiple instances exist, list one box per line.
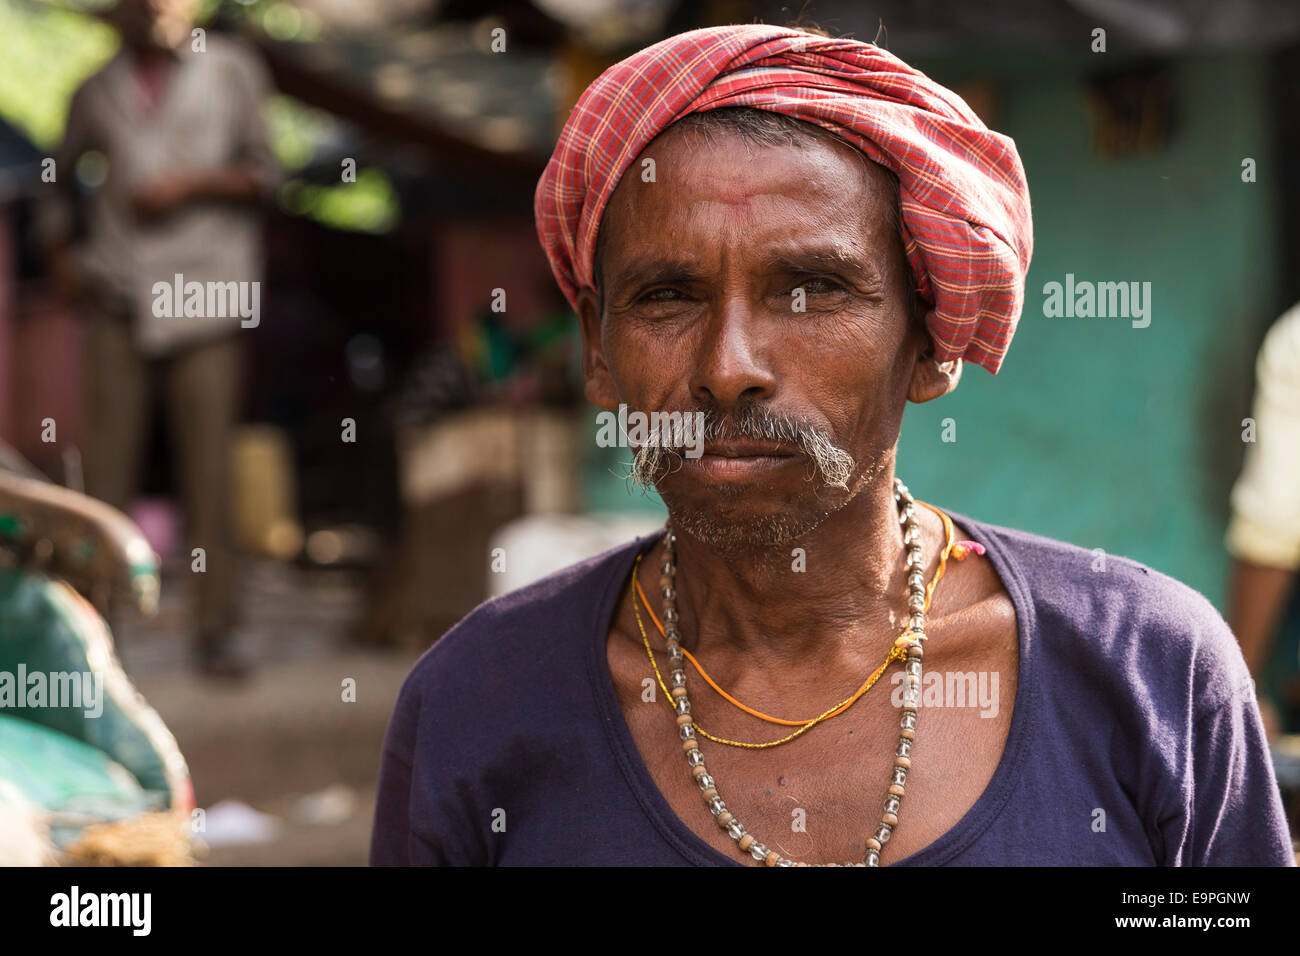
left=39, top=0, right=280, bottom=677
left=1227, top=300, right=1300, bottom=739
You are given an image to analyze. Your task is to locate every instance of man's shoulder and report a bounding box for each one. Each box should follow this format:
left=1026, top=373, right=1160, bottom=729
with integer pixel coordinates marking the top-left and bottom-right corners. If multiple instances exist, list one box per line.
left=1258, top=299, right=1300, bottom=386
left=70, top=50, right=129, bottom=102
left=956, top=512, right=1251, bottom=713
left=213, top=33, right=264, bottom=63
left=397, top=535, right=647, bottom=700
left=191, top=34, right=270, bottom=83
left=73, top=37, right=264, bottom=96
left=962, top=512, right=1215, bottom=612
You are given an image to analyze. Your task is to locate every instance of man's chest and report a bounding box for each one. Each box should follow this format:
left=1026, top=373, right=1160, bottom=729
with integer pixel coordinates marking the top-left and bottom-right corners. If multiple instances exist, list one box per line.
left=89, top=65, right=241, bottom=175
left=607, top=609, right=1020, bottom=866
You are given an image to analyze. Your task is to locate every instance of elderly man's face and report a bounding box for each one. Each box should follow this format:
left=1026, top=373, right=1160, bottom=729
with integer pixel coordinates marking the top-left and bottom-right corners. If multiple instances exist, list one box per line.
left=578, top=125, right=948, bottom=549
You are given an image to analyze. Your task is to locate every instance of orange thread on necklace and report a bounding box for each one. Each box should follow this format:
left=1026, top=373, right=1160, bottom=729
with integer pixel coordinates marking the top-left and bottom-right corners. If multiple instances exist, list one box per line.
left=633, top=500, right=956, bottom=727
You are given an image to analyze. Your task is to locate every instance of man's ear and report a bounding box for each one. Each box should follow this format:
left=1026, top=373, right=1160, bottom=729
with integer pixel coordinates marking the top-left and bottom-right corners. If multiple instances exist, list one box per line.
left=907, top=316, right=963, bottom=403
left=576, top=286, right=619, bottom=410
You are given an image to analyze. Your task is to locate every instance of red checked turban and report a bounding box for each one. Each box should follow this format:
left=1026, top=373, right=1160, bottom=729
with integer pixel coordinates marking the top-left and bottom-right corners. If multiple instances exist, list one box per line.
left=534, top=24, right=1034, bottom=374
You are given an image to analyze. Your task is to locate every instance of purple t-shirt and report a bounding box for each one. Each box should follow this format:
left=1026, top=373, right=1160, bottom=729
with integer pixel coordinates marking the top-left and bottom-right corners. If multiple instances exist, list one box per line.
left=370, top=512, right=1295, bottom=865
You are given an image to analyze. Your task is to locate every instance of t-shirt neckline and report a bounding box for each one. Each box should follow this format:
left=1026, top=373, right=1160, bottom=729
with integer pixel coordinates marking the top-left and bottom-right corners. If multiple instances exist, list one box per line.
left=586, top=509, right=1039, bottom=867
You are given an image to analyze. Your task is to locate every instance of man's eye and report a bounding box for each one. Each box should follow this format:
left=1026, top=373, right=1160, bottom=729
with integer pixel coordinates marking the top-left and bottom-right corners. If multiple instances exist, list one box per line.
left=795, top=276, right=843, bottom=295
left=641, top=287, right=683, bottom=303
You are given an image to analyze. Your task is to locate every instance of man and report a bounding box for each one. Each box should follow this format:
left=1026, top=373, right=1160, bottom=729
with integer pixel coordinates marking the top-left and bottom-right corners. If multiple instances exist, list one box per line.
left=372, top=25, right=1294, bottom=865
left=1226, top=300, right=1300, bottom=739
left=41, top=0, right=280, bottom=677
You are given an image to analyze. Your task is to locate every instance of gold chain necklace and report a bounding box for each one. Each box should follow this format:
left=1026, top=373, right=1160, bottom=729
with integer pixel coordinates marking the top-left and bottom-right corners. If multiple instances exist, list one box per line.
left=632, top=502, right=953, bottom=744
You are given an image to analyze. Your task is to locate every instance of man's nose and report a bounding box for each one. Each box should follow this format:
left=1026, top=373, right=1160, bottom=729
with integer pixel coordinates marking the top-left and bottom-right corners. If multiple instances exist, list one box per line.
left=688, top=295, right=777, bottom=408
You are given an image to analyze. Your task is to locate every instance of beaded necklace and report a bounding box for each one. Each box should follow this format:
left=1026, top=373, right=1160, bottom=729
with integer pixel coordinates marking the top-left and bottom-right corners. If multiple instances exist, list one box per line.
left=652, top=476, right=928, bottom=867
left=632, top=503, right=953, bottom=740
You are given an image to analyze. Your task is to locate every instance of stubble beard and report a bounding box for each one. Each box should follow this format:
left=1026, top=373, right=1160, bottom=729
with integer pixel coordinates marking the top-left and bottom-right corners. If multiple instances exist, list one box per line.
left=629, top=407, right=888, bottom=552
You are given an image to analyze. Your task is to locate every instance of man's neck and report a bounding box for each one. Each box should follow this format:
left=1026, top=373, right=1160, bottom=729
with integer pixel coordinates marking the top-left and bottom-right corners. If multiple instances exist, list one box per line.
left=126, top=42, right=179, bottom=69
left=663, top=460, right=935, bottom=666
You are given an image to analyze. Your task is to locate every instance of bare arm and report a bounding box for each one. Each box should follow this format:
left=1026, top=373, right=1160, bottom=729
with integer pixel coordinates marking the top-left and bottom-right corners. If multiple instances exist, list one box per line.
left=179, top=165, right=265, bottom=202
left=130, top=164, right=265, bottom=218
left=1227, top=558, right=1296, bottom=675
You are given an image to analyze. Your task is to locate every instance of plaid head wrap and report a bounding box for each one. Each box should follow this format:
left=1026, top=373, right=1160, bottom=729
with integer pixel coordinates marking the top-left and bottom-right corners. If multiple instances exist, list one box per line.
left=534, top=24, right=1034, bottom=373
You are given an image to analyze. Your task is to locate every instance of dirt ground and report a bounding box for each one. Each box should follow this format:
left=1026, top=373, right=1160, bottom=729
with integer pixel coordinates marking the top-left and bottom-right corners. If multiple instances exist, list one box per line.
left=120, top=557, right=426, bottom=866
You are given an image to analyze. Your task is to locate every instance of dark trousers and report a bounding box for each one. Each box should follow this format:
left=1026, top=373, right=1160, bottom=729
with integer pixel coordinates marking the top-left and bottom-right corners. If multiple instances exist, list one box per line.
left=85, top=309, right=241, bottom=638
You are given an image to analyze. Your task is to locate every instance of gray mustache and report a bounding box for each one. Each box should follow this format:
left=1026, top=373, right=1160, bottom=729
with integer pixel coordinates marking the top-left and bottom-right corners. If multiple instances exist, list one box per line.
left=630, top=407, right=854, bottom=490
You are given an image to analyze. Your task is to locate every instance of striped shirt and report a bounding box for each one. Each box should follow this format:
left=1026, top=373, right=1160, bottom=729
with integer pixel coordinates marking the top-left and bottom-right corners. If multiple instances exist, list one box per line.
left=38, top=34, right=279, bottom=355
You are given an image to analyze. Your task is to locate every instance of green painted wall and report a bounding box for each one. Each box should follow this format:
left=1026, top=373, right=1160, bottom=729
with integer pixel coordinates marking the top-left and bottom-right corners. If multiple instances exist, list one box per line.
left=581, top=48, right=1282, bottom=611
left=899, top=47, right=1280, bottom=608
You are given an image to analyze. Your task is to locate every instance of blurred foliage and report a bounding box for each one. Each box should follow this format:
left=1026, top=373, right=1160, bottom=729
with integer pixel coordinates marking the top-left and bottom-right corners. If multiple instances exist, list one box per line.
left=215, top=0, right=323, bottom=42
left=278, top=167, right=399, bottom=234
left=264, top=93, right=402, bottom=233
left=0, top=0, right=395, bottom=232
left=263, top=93, right=335, bottom=171
left=0, top=0, right=118, bottom=148
left=251, top=0, right=322, bottom=42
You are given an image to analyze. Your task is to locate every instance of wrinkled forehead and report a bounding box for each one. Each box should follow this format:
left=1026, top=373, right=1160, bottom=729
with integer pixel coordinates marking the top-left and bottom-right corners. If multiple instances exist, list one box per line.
left=594, top=122, right=903, bottom=286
